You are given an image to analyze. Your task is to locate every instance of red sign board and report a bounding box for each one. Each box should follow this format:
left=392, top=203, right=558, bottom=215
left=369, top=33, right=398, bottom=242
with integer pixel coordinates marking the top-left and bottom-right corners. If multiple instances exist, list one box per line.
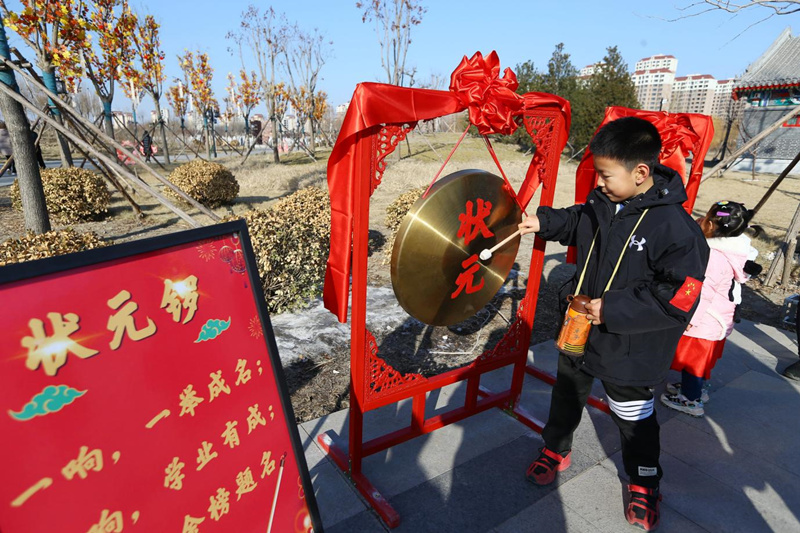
left=0, top=221, right=322, bottom=533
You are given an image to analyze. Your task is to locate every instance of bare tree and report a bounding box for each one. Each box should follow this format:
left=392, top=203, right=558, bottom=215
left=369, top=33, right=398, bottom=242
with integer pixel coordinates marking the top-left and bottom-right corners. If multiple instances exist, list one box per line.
left=357, top=0, right=426, bottom=87
left=227, top=5, right=289, bottom=164
left=71, top=86, right=104, bottom=123
left=674, top=1, right=800, bottom=37
left=681, top=1, right=800, bottom=16
left=282, top=25, right=332, bottom=154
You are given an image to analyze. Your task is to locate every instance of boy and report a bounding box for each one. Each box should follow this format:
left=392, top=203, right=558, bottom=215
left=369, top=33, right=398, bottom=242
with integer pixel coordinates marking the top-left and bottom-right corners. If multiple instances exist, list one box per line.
left=519, top=117, right=709, bottom=531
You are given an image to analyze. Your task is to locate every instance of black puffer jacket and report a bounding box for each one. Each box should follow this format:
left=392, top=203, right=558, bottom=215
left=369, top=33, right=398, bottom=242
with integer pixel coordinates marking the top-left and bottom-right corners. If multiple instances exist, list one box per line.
left=537, top=164, right=710, bottom=386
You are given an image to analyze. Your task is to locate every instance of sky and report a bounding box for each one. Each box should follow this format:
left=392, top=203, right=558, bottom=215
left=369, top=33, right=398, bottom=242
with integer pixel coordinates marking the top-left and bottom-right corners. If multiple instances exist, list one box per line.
left=5, top=0, right=798, bottom=116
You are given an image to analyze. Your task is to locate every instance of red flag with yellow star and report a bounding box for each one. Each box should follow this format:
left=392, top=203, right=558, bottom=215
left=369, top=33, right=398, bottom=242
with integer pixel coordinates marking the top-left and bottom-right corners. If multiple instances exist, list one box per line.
left=670, top=277, right=703, bottom=312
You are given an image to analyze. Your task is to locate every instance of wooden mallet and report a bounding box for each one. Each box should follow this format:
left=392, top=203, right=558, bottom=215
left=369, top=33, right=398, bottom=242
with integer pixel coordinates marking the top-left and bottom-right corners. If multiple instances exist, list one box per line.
left=479, top=228, right=524, bottom=262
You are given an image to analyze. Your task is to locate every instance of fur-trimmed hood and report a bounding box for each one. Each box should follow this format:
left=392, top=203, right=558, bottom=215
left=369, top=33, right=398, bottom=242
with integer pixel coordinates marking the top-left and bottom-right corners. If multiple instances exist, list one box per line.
left=706, top=234, right=753, bottom=284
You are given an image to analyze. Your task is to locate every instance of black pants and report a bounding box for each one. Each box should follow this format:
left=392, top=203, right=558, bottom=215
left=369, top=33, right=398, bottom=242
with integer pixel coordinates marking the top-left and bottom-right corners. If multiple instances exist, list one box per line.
left=542, top=354, right=662, bottom=488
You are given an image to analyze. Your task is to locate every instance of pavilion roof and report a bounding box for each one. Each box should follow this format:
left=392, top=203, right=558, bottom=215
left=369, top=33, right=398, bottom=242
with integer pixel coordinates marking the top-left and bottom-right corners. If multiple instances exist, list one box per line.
left=734, top=27, right=800, bottom=94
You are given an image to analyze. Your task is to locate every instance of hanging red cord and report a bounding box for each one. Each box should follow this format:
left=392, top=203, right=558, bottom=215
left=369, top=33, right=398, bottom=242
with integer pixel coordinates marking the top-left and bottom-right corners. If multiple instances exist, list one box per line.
left=421, top=123, right=471, bottom=199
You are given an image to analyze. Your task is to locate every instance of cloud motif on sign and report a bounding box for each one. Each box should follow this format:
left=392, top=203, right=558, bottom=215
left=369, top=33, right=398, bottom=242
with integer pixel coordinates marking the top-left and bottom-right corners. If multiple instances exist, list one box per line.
left=8, top=385, right=86, bottom=421
left=195, top=317, right=232, bottom=343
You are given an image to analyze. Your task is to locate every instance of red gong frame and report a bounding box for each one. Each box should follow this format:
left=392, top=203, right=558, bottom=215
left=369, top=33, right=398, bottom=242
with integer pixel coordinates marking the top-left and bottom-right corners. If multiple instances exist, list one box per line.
left=318, top=53, right=573, bottom=528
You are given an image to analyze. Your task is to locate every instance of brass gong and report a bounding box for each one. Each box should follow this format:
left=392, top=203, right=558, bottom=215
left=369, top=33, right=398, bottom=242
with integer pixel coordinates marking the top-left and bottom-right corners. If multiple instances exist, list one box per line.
left=390, top=169, right=522, bottom=326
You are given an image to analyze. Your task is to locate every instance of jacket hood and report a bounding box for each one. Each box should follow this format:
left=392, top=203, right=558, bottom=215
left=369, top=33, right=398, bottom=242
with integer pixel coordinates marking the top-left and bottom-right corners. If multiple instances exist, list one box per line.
left=708, top=234, right=753, bottom=283
left=591, top=163, right=688, bottom=212
left=638, top=164, right=689, bottom=208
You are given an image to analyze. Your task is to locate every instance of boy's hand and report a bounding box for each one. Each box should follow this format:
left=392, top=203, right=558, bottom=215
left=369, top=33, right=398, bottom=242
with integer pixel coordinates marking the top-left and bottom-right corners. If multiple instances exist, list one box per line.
left=519, top=215, right=540, bottom=235
left=585, top=298, right=604, bottom=325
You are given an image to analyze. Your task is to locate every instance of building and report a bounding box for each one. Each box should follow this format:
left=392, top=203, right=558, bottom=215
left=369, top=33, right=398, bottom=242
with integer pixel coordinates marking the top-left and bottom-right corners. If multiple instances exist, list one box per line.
left=635, top=55, right=678, bottom=73
left=150, top=108, right=169, bottom=124
left=335, top=102, right=350, bottom=115
left=111, top=111, right=135, bottom=128
left=632, top=68, right=676, bottom=111
left=670, top=74, right=716, bottom=115
left=577, top=63, right=605, bottom=85
left=710, top=79, right=739, bottom=118
left=732, top=27, right=800, bottom=173
left=579, top=63, right=604, bottom=77
left=631, top=55, right=678, bottom=111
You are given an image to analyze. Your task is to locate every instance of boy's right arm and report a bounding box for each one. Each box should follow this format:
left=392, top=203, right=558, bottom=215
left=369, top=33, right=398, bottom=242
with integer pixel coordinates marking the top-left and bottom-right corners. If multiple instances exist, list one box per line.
left=519, top=205, right=583, bottom=246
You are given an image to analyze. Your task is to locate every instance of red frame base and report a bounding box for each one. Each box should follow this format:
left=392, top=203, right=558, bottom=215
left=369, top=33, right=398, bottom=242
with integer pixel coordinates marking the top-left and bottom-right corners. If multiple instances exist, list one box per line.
left=315, top=381, right=548, bottom=529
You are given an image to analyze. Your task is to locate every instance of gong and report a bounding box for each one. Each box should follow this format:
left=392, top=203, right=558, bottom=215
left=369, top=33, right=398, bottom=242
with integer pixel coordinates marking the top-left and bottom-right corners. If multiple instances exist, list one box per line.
left=390, top=169, right=522, bottom=326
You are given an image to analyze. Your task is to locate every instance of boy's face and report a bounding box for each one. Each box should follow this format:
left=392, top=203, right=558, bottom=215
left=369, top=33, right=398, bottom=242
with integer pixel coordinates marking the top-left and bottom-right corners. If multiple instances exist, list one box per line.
left=594, top=156, right=650, bottom=203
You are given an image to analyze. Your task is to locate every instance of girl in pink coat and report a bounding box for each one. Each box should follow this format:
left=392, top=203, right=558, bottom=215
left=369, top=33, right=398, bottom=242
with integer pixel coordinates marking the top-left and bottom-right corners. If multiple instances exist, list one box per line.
left=661, top=201, right=757, bottom=417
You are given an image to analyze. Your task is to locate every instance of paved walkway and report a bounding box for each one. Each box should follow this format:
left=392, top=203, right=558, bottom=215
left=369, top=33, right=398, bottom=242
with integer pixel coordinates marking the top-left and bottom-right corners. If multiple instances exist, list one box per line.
left=300, top=319, right=800, bottom=532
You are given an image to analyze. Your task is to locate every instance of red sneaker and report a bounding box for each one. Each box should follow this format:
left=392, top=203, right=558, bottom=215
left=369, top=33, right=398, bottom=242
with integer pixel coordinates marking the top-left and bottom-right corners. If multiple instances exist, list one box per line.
left=525, top=447, right=571, bottom=486
left=626, top=484, right=662, bottom=531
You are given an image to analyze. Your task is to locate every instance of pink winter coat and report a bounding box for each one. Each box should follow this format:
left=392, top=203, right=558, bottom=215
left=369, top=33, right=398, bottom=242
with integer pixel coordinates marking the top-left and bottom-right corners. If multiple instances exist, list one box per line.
left=684, top=234, right=753, bottom=341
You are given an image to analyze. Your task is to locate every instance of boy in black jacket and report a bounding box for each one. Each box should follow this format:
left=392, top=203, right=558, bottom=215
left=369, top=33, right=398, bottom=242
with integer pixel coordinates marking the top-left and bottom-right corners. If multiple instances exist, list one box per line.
left=519, top=117, right=709, bottom=531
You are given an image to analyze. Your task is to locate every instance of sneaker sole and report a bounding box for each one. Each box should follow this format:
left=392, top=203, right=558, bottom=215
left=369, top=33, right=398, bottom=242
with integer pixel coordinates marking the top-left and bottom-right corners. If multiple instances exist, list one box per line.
left=665, top=384, right=709, bottom=403
left=660, top=396, right=704, bottom=417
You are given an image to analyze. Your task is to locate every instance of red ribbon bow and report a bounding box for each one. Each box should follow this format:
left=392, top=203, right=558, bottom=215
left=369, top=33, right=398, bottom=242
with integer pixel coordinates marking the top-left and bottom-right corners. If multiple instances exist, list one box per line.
left=449, top=51, right=524, bottom=136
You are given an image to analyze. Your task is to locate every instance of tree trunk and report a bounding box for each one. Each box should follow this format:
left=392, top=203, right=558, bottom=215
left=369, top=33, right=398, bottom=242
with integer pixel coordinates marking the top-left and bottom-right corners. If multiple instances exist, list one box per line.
left=101, top=99, right=115, bottom=140
left=154, top=98, right=171, bottom=164
left=41, top=66, right=73, bottom=167
left=308, top=117, right=316, bottom=154
left=0, top=27, right=50, bottom=233
left=203, top=114, right=211, bottom=159
left=271, top=114, right=280, bottom=163
left=210, top=120, right=218, bottom=158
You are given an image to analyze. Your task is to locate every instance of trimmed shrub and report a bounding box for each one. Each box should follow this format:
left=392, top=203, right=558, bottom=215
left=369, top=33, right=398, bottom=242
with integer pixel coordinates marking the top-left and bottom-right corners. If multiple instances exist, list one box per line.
left=225, top=186, right=330, bottom=314
left=0, top=229, right=110, bottom=267
left=384, top=186, right=426, bottom=263
left=11, top=167, right=110, bottom=223
left=169, top=159, right=239, bottom=208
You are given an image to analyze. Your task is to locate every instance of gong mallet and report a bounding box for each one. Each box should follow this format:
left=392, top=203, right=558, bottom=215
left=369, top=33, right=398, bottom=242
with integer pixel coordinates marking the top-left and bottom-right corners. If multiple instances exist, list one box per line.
left=479, top=229, right=524, bottom=262
left=266, top=452, right=287, bottom=533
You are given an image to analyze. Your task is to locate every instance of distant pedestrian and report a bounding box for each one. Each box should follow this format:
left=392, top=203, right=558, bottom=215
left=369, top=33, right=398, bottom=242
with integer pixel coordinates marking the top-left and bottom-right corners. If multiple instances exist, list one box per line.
left=141, top=130, right=153, bottom=162
left=783, top=298, right=800, bottom=380
left=662, top=201, right=758, bottom=417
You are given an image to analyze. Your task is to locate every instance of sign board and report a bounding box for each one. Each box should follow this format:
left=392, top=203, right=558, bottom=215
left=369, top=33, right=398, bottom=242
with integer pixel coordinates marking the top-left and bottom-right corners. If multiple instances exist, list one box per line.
left=0, top=221, right=322, bottom=533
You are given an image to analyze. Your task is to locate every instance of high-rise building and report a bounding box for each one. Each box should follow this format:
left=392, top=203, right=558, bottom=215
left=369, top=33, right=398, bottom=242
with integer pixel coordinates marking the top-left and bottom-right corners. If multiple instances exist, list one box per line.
left=631, top=55, right=678, bottom=111
left=670, top=74, right=716, bottom=115
left=634, top=55, right=678, bottom=73
left=632, top=68, right=676, bottom=111
left=711, top=79, right=739, bottom=118
left=579, top=63, right=604, bottom=77
left=631, top=54, right=740, bottom=117
left=577, top=63, right=605, bottom=85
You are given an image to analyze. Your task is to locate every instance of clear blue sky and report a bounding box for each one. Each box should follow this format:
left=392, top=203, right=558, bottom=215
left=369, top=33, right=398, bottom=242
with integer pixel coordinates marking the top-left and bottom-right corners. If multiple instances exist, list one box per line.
left=5, top=0, right=797, bottom=115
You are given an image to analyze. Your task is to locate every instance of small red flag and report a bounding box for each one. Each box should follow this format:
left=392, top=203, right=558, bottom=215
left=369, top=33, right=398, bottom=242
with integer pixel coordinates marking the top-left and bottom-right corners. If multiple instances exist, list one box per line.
left=669, top=277, right=703, bottom=312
